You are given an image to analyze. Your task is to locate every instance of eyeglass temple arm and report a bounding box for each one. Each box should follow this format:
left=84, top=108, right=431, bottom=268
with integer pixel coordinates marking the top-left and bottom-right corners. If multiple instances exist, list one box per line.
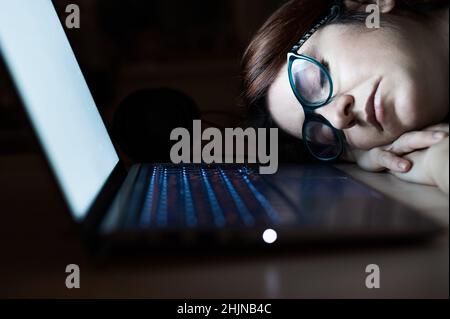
left=289, top=4, right=341, bottom=55
left=290, top=44, right=301, bottom=54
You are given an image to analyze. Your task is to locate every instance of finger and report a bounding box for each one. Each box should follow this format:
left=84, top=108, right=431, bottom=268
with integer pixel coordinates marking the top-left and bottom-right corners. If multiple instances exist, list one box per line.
left=423, top=123, right=449, bottom=134
left=376, top=150, right=412, bottom=172
left=354, top=148, right=411, bottom=172
left=387, top=130, right=448, bottom=155
left=352, top=149, right=385, bottom=172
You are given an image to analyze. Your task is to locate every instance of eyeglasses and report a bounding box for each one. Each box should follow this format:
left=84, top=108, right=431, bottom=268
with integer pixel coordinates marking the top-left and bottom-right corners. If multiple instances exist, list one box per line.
left=287, top=53, right=345, bottom=161
left=286, top=4, right=345, bottom=161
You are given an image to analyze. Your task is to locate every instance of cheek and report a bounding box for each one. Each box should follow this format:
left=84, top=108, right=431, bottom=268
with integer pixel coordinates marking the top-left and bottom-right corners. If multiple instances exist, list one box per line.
left=269, top=102, right=304, bottom=139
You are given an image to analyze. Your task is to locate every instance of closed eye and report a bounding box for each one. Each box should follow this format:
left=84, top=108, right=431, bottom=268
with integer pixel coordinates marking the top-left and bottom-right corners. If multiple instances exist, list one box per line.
left=320, top=59, right=330, bottom=88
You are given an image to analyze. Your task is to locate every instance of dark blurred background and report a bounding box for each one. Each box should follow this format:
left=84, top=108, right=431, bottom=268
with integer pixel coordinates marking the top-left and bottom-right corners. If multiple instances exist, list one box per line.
left=0, top=0, right=288, bottom=156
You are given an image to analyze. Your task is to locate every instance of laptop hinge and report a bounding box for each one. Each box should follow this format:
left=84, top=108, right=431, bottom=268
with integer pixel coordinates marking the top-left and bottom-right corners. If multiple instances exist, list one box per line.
left=80, top=161, right=128, bottom=247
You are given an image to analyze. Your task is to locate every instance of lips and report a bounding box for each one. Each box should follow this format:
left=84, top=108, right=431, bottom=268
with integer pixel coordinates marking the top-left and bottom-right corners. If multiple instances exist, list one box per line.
left=365, top=80, right=384, bottom=131
left=373, top=83, right=384, bottom=129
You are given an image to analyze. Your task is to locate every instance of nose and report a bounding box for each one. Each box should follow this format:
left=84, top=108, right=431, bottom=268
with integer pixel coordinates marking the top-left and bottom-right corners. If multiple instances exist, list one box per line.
left=317, top=94, right=356, bottom=130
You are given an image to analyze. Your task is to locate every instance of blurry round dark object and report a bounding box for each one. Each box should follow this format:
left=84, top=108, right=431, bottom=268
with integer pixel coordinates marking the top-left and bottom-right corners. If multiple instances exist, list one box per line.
left=112, top=88, right=200, bottom=162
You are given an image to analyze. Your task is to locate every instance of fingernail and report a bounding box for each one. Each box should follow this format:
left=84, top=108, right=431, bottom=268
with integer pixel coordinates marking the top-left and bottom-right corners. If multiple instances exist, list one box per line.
left=399, top=162, right=408, bottom=170
left=433, top=132, right=447, bottom=140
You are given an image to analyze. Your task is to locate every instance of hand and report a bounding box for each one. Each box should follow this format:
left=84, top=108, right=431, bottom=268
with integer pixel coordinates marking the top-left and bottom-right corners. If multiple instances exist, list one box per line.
left=390, top=137, right=449, bottom=194
left=346, top=123, right=449, bottom=173
left=388, top=148, right=433, bottom=185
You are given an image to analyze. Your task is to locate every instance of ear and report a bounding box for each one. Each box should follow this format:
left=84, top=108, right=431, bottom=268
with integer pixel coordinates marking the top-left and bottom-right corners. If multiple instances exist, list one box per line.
left=343, top=0, right=396, bottom=14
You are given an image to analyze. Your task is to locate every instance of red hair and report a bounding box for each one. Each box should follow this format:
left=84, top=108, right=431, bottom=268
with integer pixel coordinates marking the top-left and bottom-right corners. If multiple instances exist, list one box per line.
left=241, top=0, right=448, bottom=128
left=241, top=0, right=334, bottom=117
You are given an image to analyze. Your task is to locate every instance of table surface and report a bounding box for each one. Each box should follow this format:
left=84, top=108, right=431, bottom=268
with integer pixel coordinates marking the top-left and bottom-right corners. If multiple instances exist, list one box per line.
left=0, top=155, right=448, bottom=298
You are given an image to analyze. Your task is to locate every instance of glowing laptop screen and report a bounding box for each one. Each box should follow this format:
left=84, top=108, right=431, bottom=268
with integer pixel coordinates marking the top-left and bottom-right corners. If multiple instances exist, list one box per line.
left=0, top=0, right=119, bottom=220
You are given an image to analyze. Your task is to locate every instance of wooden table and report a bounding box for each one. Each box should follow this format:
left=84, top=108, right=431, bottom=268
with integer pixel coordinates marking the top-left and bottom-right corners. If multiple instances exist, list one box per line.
left=0, top=155, right=448, bottom=298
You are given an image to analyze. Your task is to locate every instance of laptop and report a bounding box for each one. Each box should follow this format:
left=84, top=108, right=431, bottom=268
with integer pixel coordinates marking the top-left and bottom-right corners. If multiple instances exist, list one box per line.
left=0, top=0, right=442, bottom=254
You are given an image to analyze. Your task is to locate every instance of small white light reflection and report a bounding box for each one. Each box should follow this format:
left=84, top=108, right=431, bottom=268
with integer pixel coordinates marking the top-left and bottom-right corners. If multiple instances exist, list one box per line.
left=262, top=229, right=277, bottom=244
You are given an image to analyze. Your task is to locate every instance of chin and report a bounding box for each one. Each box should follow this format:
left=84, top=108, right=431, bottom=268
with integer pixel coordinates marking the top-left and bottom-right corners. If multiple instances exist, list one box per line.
left=395, top=90, right=423, bottom=127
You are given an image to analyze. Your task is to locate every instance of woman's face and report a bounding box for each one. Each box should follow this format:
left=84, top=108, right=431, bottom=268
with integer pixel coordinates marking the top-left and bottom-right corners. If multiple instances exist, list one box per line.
left=267, top=13, right=449, bottom=149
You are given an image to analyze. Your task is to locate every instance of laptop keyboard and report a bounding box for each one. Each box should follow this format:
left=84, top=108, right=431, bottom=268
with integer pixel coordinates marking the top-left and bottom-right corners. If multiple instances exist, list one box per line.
left=123, top=164, right=295, bottom=229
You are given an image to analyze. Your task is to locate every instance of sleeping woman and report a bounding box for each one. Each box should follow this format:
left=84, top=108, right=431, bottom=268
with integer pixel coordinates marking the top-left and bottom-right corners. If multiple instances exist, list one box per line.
left=241, top=0, right=449, bottom=194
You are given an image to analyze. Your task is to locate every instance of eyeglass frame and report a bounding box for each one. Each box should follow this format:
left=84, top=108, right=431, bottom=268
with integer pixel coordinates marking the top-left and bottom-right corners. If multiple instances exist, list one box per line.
left=286, top=3, right=346, bottom=161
